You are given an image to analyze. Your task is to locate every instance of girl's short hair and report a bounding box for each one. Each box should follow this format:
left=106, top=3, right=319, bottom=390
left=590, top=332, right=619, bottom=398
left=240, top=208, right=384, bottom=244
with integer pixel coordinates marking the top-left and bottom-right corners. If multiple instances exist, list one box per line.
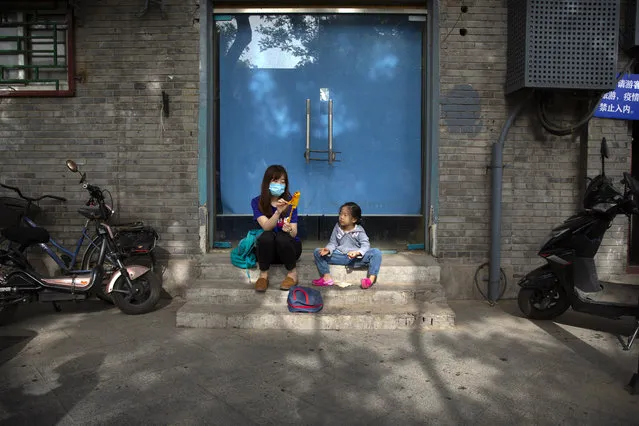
left=339, top=202, right=362, bottom=224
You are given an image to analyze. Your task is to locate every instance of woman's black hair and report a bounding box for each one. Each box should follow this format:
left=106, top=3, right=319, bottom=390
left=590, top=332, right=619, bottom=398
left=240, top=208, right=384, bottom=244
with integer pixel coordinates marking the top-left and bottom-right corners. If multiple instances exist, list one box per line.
left=259, top=165, right=291, bottom=218
left=339, top=202, right=362, bottom=224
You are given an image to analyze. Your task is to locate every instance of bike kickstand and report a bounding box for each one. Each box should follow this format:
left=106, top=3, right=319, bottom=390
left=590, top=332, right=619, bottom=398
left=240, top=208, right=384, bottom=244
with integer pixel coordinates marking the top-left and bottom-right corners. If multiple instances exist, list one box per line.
left=52, top=302, right=62, bottom=313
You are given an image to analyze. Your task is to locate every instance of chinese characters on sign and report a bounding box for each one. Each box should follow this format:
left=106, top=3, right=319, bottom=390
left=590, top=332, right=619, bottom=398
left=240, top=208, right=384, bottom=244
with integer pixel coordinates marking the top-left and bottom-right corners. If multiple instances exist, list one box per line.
left=594, top=74, right=639, bottom=120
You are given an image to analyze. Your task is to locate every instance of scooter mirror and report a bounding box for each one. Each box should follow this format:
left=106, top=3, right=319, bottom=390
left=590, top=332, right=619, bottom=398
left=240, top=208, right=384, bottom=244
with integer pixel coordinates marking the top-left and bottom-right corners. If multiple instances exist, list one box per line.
left=600, top=137, right=610, bottom=159
left=66, top=160, right=79, bottom=173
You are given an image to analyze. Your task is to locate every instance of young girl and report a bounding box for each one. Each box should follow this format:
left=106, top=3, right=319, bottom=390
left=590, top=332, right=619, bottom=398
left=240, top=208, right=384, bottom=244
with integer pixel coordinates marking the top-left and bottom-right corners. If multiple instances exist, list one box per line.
left=312, top=202, right=382, bottom=289
left=251, top=165, right=301, bottom=292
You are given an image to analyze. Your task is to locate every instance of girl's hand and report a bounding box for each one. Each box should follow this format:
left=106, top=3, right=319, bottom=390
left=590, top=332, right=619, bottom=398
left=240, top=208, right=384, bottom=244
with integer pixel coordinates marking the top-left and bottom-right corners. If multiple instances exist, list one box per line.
left=347, top=251, right=361, bottom=259
left=319, top=248, right=330, bottom=256
left=282, top=222, right=292, bottom=234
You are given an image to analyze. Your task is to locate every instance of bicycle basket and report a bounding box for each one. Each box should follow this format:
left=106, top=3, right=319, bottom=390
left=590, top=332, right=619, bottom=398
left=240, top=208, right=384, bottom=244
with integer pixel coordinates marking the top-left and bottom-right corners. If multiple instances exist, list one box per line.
left=0, top=197, right=41, bottom=228
left=115, top=225, right=158, bottom=254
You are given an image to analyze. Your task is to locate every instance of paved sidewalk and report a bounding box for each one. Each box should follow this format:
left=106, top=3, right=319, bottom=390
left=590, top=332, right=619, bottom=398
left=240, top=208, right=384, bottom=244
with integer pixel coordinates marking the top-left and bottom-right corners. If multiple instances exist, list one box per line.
left=1, top=298, right=637, bottom=425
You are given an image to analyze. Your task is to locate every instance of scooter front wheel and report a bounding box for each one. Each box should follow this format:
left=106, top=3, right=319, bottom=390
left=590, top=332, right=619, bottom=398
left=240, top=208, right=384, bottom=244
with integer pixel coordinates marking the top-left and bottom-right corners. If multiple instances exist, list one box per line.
left=518, top=286, right=570, bottom=320
left=111, top=271, right=161, bottom=315
left=82, top=237, right=157, bottom=305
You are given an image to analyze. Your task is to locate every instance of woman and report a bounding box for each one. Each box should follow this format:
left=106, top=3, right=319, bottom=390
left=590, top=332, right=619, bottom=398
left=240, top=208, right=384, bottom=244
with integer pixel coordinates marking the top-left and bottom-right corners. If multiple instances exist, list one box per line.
left=251, top=165, right=301, bottom=292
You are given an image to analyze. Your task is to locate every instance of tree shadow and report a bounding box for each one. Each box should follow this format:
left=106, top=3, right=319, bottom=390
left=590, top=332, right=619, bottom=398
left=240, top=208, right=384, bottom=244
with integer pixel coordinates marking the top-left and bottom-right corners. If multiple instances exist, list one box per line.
left=2, top=297, right=638, bottom=424
left=0, top=352, right=105, bottom=425
left=234, top=313, right=637, bottom=424
left=403, top=306, right=637, bottom=423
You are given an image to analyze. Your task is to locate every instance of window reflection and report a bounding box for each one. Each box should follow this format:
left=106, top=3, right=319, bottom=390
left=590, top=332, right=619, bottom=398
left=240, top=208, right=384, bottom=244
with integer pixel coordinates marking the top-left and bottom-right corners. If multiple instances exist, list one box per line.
left=215, top=13, right=424, bottom=214
left=216, top=14, right=412, bottom=77
left=217, top=15, right=319, bottom=69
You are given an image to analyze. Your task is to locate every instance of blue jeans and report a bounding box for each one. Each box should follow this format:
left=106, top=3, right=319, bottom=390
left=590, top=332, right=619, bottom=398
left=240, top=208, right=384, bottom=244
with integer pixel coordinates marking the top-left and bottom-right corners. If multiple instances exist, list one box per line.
left=313, top=248, right=382, bottom=276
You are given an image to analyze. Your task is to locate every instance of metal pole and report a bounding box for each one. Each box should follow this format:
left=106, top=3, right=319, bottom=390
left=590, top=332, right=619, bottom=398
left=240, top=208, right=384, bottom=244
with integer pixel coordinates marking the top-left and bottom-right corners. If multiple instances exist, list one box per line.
left=305, top=99, right=311, bottom=164
left=489, top=95, right=532, bottom=302
left=488, top=142, right=503, bottom=302
left=328, top=100, right=334, bottom=164
left=424, top=0, right=440, bottom=255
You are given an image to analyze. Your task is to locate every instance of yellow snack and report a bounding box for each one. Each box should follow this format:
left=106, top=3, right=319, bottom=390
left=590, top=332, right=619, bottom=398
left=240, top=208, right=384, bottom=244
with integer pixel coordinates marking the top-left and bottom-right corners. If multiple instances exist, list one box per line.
left=286, top=191, right=300, bottom=223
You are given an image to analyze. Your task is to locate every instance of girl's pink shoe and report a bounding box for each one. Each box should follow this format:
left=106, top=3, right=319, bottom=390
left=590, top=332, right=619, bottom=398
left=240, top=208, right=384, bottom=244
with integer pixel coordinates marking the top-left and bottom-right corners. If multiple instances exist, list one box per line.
left=361, top=278, right=374, bottom=289
left=312, top=277, right=334, bottom=287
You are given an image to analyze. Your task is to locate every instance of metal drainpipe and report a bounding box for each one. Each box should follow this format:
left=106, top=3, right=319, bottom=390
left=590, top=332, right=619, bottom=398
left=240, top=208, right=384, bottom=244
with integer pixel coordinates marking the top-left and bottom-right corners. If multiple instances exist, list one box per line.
left=488, top=95, right=532, bottom=302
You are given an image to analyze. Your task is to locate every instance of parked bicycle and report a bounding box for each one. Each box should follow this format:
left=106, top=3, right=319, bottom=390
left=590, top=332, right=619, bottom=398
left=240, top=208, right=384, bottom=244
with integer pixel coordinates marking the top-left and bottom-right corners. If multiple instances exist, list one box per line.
left=0, top=160, right=161, bottom=323
left=0, top=180, right=158, bottom=304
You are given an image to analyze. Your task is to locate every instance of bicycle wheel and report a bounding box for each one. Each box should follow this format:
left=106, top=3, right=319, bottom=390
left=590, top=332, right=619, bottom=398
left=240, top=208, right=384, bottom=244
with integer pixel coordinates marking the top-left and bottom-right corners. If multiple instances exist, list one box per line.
left=81, top=236, right=156, bottom=304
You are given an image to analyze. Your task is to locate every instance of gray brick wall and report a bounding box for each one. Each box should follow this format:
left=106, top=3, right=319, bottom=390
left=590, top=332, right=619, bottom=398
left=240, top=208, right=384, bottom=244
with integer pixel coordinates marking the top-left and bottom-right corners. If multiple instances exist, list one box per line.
left=588, top=118, right=632, bottom=278
left=0, top=0, right=201, bottom=257
left=438, top=0, right=634, bottom=297
left=0, top=0, right=634, bottom=295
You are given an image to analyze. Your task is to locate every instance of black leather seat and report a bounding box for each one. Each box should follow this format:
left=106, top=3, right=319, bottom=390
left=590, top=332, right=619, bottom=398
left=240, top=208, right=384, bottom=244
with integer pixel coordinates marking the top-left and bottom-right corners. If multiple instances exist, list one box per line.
left=1, top=226, right=50, bottom=247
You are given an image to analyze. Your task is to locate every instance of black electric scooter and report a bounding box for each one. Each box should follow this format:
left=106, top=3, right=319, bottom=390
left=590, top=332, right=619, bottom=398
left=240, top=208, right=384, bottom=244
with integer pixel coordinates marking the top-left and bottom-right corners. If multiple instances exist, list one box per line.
left=517, top=138, right=639, bottom=394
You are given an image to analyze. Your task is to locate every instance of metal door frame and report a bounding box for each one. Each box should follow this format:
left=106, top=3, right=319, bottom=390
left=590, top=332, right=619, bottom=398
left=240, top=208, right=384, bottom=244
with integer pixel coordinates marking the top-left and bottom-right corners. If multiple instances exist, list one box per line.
left=198, top=1, right=440, bottom=252
left=213, top=7, right=427, bottom=14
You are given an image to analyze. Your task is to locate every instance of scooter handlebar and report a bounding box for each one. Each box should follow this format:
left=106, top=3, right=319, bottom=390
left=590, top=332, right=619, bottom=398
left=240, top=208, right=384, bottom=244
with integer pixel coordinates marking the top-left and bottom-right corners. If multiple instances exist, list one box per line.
left=83, top=183, right=104, bottom=200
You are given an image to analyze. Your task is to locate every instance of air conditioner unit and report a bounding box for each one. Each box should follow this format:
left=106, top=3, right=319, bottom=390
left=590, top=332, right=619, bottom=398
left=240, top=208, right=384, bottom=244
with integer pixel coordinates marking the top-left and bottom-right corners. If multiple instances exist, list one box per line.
left=506, top=0, right=621, bottom=94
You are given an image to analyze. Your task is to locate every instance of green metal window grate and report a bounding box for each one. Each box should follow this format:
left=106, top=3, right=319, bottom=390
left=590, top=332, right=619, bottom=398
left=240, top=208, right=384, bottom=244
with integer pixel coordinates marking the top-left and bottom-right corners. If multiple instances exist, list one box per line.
left=0, top=11, right=71, bottom=95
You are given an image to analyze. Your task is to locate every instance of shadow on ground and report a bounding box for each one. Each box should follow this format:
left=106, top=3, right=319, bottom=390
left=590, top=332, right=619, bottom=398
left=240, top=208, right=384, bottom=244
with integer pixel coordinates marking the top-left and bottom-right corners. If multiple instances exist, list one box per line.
left=0, top=300, right=637, bottom=425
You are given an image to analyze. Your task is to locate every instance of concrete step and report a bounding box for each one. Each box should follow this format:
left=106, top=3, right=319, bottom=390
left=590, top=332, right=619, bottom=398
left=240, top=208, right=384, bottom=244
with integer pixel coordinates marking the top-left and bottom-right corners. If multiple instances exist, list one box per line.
left=198, top=252, right=440, bottom=285
left=185, top=279, right=447, bottom=306
left=176, top=302, right=455, bottom=330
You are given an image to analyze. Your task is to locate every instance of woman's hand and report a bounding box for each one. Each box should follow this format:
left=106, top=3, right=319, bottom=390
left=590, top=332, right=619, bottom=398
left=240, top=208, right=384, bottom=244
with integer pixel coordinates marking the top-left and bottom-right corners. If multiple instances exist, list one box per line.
left=282, top=221, right=297, bottom=238
left=347, top=251, right=361, bottom=259
left=275, top=198, right=289, bottom=215
left=319, top=248, right=330, bottom=256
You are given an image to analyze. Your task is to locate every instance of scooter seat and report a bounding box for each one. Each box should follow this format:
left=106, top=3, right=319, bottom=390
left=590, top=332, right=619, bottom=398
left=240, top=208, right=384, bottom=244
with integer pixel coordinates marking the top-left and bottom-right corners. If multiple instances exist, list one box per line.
left=574, top=281, right=639, bottom=307
left=1, top=226, right=50, bottom=247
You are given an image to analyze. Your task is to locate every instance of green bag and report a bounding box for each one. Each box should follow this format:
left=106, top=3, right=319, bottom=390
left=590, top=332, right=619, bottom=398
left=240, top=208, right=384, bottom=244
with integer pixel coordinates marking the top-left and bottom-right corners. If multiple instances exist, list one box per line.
left=230, top=229, right=263, bottom=276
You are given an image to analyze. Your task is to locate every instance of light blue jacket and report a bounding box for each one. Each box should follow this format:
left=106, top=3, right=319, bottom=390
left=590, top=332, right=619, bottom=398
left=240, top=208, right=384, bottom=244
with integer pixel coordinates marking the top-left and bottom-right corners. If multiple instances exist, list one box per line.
left=325, top=224, right=370, bottom=256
